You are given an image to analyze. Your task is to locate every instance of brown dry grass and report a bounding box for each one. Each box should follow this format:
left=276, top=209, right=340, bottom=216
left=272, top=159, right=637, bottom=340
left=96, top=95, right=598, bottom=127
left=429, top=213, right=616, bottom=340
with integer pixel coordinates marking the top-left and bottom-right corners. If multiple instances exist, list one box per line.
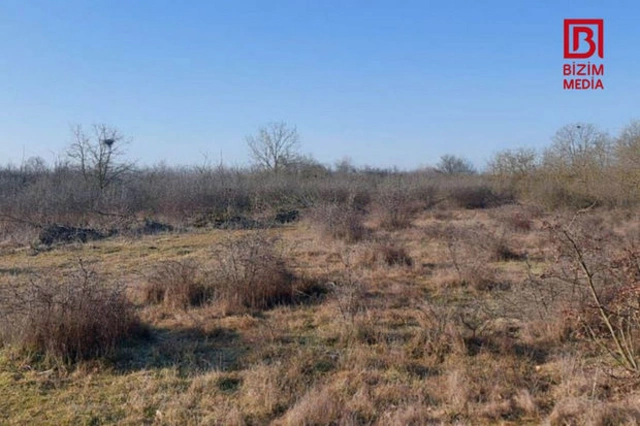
left=0, top=206, right=639, bottom=425
left=143, top=258, right=212, bottom=309
left=0, top=262, right=142, bottom=365
left=359, top=240, right=414, bottom=268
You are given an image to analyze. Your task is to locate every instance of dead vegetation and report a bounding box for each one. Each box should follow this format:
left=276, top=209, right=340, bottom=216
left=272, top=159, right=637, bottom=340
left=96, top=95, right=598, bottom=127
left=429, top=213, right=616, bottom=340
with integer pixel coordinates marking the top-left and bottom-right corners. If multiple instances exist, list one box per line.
left=1, top=198, right=640, bottom=425
left=210, top=232, right=298, bottom=311
left=360, top=240, right=414, bottom=268
left=0, top=262, right=142, bottom=365
left=143, top=259, right=212, bottom=309
left=310, top=202, right=368, bottom=243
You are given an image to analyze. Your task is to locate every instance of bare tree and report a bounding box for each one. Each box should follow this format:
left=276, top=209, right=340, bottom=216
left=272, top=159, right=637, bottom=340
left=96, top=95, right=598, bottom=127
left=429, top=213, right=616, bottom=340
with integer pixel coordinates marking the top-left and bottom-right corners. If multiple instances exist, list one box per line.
left=335, top=156, right=357, bottom=174
left=246, top=122, right=300, bottom=174
left=614, top=120, right=640, bottom=202
left=543, top=123, right=611, bottom=172
left=616, top=120, right=640, bottom=168
left=67, top=124, right=134, bottom=193
left=488, top=148, right=538, bottom=178
left=435, top=154, right=476, bottom=175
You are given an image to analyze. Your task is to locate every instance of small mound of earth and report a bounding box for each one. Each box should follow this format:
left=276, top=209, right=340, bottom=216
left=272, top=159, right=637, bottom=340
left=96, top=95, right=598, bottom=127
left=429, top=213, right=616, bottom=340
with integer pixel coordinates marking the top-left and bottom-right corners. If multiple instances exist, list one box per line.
left=39, top=225, right=107, bottom=246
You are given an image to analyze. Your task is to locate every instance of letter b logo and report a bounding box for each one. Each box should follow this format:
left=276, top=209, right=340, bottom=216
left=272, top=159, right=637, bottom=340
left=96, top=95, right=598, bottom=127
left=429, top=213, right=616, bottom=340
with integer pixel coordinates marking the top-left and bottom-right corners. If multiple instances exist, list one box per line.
left=564, top=19, right=604, bottom=59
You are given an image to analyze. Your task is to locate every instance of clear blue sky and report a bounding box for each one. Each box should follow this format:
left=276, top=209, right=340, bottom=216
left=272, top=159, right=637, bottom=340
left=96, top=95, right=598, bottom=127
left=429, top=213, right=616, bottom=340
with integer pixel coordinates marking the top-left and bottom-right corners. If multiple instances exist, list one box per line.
left=2, top=0, right=639, bottom=169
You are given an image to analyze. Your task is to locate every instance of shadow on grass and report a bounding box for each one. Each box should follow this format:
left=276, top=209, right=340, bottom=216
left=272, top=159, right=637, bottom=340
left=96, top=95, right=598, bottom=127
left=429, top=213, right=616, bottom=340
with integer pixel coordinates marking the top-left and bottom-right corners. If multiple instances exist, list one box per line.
left=0, top=267, right=34, bottom=275
left=464, top=335, right=549, bottom=364
left=111, top=325, right=245, bottom=376
left=109, top=279, right=330, bottom=376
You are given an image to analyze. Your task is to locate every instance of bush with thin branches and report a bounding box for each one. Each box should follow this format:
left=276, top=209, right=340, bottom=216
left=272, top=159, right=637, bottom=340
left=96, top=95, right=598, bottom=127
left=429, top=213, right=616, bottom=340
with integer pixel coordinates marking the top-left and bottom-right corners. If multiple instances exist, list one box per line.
left=0, top=263, right=141, bottom=365
left=143, top=259, right=212, bottom=309
left=212, top=233, right=297, bottom=310
left=310, top=203, right=367, bottom=243
left=545, top=216, right=640, bottom=372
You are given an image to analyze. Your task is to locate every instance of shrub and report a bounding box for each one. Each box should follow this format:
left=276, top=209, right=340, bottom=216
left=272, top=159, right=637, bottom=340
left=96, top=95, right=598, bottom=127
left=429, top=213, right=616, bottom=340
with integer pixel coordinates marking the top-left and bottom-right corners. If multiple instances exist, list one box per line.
left=450, top=184, right=505, bottom=209
left=330, top=252, right=369, bottom=329
left=376, top=191, right=419, bottom=230
left=375, top=176, right=438, bottom=230
left=143, top=259, right=212, bottom=309
left=310, top=203, right=367, bottom=243
left=440, top=176, right=515, bottom=209
left=0, top=264, right=141, bottom=364
left=491, top=241, right=524, bottom=262
left=529, top=179, right=601, bottom=210
left=440, top=224, right=511, bottom=291
left=490, top=205, right=540, bottom=233
left=212, top=233, right=296, bottom=310
left=505, top=212, right=533, bottom=232
left=548, top=398, right=640, bottom=426
left=362, top=241, right=413, bottom=267
left=409, top=302, right=465, bottom=363
left=545, top=217, right=640, bottom=372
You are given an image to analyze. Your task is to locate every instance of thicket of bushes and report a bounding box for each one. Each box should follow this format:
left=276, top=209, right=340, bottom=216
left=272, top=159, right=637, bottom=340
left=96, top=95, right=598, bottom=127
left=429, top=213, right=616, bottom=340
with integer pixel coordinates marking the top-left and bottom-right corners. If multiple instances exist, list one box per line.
left=0, top=264, right=142, bottom=365
left=0, top=161, right=512, bottom=240
left=2, top=121, right=640, bottom=241
left=489, top=121, right=640, bottom=209
left=0, top=232, right=323, bottom=365
left=142, top=233, right=323, bottom=313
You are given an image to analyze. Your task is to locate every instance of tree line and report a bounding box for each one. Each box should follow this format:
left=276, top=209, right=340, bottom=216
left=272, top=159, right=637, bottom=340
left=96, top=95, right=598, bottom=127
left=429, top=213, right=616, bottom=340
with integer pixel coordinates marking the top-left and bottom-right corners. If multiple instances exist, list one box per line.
left=1, top=120, right=639, bottom=240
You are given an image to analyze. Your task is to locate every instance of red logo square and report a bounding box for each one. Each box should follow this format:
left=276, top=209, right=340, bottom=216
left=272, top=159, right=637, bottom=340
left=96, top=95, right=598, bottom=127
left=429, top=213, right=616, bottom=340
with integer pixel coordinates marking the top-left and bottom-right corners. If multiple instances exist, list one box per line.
left=564, top=19, right=604, bottom=59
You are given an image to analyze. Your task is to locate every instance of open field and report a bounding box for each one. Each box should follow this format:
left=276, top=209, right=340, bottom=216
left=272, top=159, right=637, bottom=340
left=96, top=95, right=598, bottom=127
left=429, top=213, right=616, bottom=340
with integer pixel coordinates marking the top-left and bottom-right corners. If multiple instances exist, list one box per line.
left=1, top=203, right=639, bottom=426
left=4, top=2, right=640, bottom=424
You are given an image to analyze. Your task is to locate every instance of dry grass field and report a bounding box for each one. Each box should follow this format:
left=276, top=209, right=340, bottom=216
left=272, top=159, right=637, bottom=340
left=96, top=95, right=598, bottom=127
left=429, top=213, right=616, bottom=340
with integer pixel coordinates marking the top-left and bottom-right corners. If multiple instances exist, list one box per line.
left=1, top=204, right=639, bottom=425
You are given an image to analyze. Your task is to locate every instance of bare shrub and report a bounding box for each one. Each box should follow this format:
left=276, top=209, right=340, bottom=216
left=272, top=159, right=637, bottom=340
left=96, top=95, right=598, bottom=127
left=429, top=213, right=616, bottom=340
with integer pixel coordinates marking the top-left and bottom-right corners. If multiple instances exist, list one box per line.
left=506, top=212, right=535, bottom=233
left=327, top=250, right=370, bottom=338
left=0, top=263, right=141, bottom=364
left=374, top=175, right=439, bottom=230
left=490, top=205, right=541, bottom=233
left=212, top=233, right=296, bottom=311
left=408, top=302, right=465, bottom=363
left=451, top=184, right=506, bottom=209
left=443, top=177, right=515, bottom=209
left=376, top=405, right=436, bottom=426
left=143, top=259, right=212, bottom=309
left=332, top=272, right=367, bottom=326
left=513, top=389, right=538, bottom=417
left=441, top=224, right=510, bottom=291
left=310, top=203, right=367, bottom=243
left=488, top=147, right=539, bottom=194
left=361, top=241, right=413, bottom=268
left=466, top=268, right=506, bottom=293
left=491, top=239, right=524, bottom=262
left=9, top=118, right=640, bottom=242
left=496, top=259, right=577, bottom=347
left=378, top=204, right=417, bottom=231
left=548, top=398, right=640, bottom=426
left=544, top=216, right=640, bottom=372
left=378, top=243, right=413, bottom=267
left=376, top=186, right=419, bottom=231
left=275, top=385, right=343, bottom=426
left=539, top=123, right=613, bottom=208
left=530, top=178, right=602, bottom=210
